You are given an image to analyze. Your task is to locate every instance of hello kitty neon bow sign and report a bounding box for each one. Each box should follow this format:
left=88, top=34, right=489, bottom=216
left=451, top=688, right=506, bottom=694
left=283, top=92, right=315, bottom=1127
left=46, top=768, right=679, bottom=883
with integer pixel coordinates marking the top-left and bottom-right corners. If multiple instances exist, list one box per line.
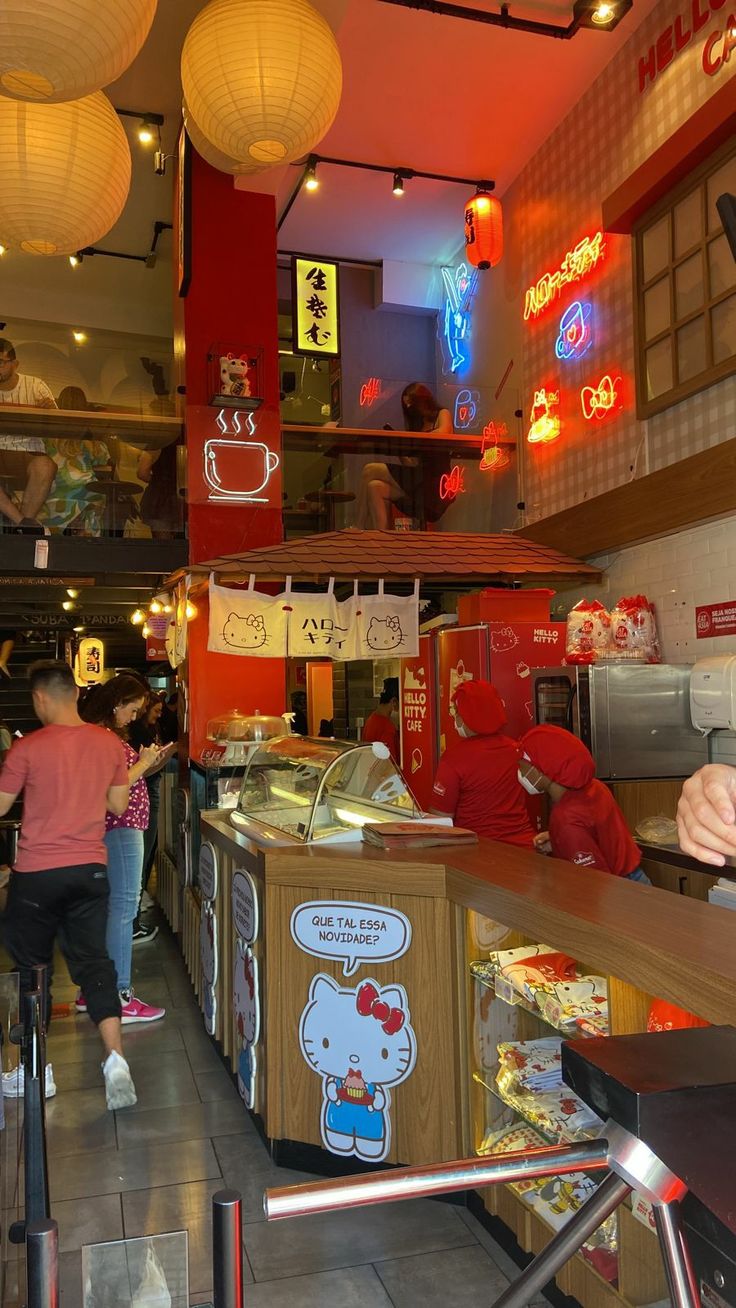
left=439, top=465, right=466, bottom=500
left=356, top=981, right=406, bottom=1034
left=581, top=374, right=621, bottom=420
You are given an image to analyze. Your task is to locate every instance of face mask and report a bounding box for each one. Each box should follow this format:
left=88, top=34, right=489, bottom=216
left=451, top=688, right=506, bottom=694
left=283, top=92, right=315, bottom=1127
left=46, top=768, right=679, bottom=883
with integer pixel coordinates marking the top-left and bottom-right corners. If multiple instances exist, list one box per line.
left=518, top=770, right=543, bottom=796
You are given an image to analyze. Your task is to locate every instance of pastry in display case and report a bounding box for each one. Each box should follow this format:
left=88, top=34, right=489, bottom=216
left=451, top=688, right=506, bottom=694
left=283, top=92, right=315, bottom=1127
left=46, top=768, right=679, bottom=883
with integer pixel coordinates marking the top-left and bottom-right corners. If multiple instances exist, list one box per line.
left=230, top=736, right=421, bottom=844
left=201, top=709, right=290, bottom=809
left=468, top=914, right=618, bottom=1286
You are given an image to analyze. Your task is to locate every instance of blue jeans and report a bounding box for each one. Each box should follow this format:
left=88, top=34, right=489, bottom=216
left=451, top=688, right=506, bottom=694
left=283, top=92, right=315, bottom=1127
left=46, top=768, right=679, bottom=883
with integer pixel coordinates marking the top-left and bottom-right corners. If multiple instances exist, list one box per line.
left=626, top=866, right=651, bottom=884
left=105, top=827, right=144, bottom=992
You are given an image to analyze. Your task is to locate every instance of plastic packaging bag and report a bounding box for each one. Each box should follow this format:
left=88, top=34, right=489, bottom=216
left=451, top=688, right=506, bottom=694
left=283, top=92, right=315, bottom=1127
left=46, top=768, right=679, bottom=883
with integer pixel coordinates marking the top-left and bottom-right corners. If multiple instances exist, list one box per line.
left=132, top=1242, right=172, bottom=1308
left=564, top=599, right=611, bottom=664
left=634, top=815, right=678, bottom=845
left=606, top=594, right=661, bottom=663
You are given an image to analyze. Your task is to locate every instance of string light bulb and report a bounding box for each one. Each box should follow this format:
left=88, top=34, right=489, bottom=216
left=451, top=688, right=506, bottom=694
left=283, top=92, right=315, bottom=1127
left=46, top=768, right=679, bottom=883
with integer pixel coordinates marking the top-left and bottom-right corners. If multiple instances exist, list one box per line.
left=0, top=244, right=5, bottom=256
left=141, top=623, right=150, bottom=638
left=66, top=587, right=79, bottom=598
left=62, top=600, right=75, bottom=611
left=149, top=598, right=162, bottom=614
left=163, top=602, right=173, bottom=614
left=185, top=600, right=197, bottom=620
left=304, top=159, right=319, bottom=191
left=137, top=117, right=156, bottom=145
left=392, top=172, right=405, bottom=196
left=131, top=608, right=145, bottom=625
left=72, top=330, right=87, bottom=343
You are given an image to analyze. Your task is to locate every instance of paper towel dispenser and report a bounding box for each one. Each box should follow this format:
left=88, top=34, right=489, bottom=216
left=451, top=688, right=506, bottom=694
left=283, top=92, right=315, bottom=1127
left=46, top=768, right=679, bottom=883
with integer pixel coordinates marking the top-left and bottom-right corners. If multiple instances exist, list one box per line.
left=690, top=655, right=736, bottom=733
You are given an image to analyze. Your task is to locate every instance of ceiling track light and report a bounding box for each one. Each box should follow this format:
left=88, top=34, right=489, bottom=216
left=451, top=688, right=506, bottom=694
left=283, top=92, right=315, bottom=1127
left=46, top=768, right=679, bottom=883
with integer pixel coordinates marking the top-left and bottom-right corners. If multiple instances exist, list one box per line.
left=377, top=0, right=631, bottom=37
left=392, top=172, right=405, bottom=196
left=304, top=157, right=319, bottom=191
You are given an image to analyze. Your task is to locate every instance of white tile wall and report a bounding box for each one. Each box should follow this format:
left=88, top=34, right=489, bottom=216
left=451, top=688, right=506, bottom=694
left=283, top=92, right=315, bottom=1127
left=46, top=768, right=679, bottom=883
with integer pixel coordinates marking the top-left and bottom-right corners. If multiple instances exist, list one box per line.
left=550, top=516, right=736, bottom=663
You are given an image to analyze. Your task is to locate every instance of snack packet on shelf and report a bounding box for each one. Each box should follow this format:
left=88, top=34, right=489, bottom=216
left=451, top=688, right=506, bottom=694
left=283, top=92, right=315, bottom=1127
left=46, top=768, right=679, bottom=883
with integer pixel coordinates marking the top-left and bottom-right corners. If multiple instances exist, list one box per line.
left=564, top=599, right=612, bottom=664
left=496, top=1038, right=563, bottom=1096
left=605, top=594, right=661, bottom=663
left=536, top=977, right=609, bottom=1031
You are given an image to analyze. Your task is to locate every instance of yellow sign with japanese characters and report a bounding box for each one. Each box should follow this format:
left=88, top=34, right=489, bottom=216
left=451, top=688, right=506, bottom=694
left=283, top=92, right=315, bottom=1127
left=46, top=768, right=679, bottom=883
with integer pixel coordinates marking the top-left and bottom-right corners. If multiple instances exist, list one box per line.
left=293, top=256, right=340, bottom=357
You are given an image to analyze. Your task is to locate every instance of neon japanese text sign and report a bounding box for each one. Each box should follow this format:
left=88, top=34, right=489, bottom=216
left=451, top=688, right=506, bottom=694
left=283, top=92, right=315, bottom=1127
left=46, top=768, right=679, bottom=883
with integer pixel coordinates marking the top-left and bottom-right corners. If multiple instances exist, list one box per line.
left=527, top=388, right=561, bottom=445
left=555, top=301, right=593, bottom=361
left=440, top=263, right=478, bottom=375
left=580, top=374, right=622, bottom=421
left=524, top=233, right=606, bottom=321
left=439, top=465, right=466, bottom=500
left=359, top=377, right=382, bottom=407
left=204, top=408, right=280, bottom=503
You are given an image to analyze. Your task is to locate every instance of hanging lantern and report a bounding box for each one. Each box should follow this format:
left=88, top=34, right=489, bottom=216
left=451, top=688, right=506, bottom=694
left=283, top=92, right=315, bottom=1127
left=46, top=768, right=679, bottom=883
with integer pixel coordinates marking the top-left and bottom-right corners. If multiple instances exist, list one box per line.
left=183, top=102, right=260, bottom=177
left=464, top=192, right=503, bottom=270
left=0, top=0, right=157, bottom=103
left=181, top=0, right=343, bottom=172
left=0, top=91, right=131, bottom=254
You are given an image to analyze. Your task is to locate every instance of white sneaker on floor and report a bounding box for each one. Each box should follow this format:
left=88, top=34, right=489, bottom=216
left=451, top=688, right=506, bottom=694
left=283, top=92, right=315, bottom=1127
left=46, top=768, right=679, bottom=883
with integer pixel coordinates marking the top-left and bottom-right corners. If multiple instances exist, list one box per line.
left=102, top=1050, right=137, bottom=1110
left=2, top=1063, right=57, bottom=1099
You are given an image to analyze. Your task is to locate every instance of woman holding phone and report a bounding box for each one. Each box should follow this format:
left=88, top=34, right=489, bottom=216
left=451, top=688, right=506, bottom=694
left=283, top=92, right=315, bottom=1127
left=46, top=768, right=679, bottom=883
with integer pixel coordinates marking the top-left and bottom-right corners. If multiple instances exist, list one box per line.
left=81, top=676, right=169, bottom=1022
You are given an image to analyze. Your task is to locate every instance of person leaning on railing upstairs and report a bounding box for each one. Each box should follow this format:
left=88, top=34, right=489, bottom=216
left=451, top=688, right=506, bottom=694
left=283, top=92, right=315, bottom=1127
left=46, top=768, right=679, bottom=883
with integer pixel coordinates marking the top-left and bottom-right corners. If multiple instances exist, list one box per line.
left=355, top=382, right=453, bottom=530
left=0, top=337, right=58, bottom=535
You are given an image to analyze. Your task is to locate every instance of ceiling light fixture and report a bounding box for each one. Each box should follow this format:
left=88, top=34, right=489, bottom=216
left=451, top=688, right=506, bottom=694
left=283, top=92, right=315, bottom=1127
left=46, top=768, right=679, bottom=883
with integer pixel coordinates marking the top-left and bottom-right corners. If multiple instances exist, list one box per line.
left=0, top=245, right=5, bottom=256
left=68, top=252, right=83, bottom=267
left=73, top=626, right=85, bottom=633
left=304, top=158, right=319, bottom=192
left=591, top=2, right=614, bottom=22
left=66, top=588, right=79, bottom=598
left=131, top=608, right=145, bottom=625
left=72, top=330, right=87, bottom=343
left=62, top=600, right=75, bottom=612
left=137, top=115, right=159, bottom=146
left=392, top=171, right=405, bottom=196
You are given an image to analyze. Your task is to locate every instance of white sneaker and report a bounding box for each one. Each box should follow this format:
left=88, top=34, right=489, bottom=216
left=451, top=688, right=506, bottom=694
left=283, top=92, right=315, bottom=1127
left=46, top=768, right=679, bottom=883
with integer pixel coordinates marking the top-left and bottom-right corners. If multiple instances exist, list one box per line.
left=2, top=1063, right=57, bottom=1099
left=102, top=1050, right=137, bottom=1110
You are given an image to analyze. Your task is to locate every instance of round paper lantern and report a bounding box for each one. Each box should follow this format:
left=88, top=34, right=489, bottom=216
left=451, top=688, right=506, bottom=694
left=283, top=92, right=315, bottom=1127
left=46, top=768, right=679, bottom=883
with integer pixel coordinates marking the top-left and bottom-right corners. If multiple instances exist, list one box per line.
left=181, top=0, right=342, bottom=170
left=464, top=193, right=504, bottom=270
left=0, top=0, right=157, bottom=102
left=0, top=91, right=131, bottom=254
left=183, top=102, right=260, bottom=177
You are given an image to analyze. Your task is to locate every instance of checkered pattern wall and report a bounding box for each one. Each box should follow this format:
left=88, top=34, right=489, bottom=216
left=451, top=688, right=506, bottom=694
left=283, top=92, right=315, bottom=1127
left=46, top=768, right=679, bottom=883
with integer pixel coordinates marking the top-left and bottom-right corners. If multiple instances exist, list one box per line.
left=511, top=0, right=734, bottom=520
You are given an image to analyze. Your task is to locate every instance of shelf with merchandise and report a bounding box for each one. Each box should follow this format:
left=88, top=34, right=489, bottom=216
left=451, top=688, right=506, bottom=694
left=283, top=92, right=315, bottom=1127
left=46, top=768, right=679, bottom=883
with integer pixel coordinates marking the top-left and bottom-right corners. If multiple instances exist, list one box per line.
left=473, top=1069, right=604, bottom=1148
left=470, top=959, right=610, bottom=1040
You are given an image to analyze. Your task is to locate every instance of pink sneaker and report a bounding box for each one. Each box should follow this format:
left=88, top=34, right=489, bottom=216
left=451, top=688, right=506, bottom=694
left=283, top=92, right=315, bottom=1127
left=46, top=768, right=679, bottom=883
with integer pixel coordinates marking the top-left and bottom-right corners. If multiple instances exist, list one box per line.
left=75, top=993, right=87, bottom=1014
left=119, top=989, right=165, bottom=1024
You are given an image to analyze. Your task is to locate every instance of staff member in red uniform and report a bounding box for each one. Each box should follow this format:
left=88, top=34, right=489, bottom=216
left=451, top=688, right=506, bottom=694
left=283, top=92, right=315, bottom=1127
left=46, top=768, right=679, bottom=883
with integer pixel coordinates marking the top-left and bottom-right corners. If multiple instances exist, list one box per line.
left=362, top=677, right=400, bottom=763
left=431, top=681, right=534, bottom=846
left=518, top=725, right=649, bottom=882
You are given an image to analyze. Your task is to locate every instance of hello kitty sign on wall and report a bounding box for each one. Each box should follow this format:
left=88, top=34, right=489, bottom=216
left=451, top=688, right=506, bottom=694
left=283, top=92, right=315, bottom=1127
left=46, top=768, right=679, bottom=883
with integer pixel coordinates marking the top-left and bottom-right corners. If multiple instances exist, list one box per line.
left=233, top=941, right=260, bottom=1110
left=299, top=975, right=417, bottom=1162
left=208, top=575, right=289, bottom=657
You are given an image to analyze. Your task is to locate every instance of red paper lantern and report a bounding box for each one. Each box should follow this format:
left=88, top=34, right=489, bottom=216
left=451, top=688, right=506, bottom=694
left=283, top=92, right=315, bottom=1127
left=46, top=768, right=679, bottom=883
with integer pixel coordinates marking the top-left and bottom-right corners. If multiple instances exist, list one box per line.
left=464, top=192, right=503, bottom=270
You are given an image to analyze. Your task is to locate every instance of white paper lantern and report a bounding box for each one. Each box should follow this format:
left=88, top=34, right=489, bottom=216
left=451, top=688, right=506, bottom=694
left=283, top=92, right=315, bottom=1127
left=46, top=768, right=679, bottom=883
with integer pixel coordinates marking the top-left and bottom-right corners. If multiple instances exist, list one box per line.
left=0, top=91, right=132, bottom=255
left=183, top=102, right=260, bottom=178
left=181, top=0, right=342, bottom=171
left=0, top=0, right=157, bottom=103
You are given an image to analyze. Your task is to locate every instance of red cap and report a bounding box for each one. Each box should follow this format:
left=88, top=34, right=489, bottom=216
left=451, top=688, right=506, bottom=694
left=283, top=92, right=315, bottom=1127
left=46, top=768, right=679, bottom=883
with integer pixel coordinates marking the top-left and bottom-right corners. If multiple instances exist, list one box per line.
left=453, top=680, right=507, bottom=736
left=519, top=724, right=595, bottom=788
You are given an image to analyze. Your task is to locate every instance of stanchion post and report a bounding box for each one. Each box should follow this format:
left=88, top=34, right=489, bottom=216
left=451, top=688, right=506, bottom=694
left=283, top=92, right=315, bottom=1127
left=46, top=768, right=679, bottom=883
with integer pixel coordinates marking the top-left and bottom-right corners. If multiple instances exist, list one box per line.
left=213, top=1189, right=243, bottom=1308
left=26, top=1219, right=59, bottom=1308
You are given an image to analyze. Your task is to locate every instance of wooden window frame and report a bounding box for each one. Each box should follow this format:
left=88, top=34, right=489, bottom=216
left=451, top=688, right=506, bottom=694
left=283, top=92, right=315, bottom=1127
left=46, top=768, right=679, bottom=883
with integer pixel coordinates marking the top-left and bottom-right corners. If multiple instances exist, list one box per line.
left=633, top=136, right=735, bottom=421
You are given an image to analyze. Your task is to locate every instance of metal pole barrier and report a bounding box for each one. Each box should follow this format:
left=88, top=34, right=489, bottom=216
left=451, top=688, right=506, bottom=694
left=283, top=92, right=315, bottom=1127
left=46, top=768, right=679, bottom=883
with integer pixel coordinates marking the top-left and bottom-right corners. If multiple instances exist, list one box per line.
left=23, top=990, right=50, bottom=1225
left=653, top=1202, right=700, bottom=1308
left=491, top=1173, right=632, bottom=1308
left=26, top=1219, right=59, bottom=1308
left=265, top=1139, right=609, bottom=1221
left=212, top=1189, right=243, bottom=1308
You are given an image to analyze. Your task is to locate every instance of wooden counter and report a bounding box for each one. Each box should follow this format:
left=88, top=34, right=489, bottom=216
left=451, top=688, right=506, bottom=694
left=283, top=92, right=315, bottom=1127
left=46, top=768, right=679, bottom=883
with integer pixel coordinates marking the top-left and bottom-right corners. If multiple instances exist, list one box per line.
left=170, top=813, right=736, bottom=1308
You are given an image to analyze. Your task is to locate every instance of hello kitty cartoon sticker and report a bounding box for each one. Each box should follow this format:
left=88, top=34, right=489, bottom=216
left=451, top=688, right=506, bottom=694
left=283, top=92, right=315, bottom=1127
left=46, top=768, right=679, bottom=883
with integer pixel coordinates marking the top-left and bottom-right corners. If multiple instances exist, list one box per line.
left=299, top=974, right=417, bottom=1162
left=232, top=870, right=261, bottom=1111
left=291, top=901, right=412, bottom=977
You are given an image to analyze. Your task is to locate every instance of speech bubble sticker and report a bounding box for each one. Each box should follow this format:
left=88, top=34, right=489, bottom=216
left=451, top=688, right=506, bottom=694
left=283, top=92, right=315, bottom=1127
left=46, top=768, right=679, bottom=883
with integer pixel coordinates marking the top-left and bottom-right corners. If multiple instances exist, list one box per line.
left=290, top=900, right=412, bottom=977
left=198, top=841, right=218, bottom=901
left=232, top=869, right=259, bottom=944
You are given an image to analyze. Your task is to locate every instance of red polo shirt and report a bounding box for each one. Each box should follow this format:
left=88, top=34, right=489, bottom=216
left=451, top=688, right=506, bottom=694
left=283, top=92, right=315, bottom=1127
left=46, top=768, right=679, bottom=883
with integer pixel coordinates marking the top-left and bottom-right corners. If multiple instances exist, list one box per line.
left=431, top=734, right=534, bottom=846
left=549, top=779, right=640, bottom=876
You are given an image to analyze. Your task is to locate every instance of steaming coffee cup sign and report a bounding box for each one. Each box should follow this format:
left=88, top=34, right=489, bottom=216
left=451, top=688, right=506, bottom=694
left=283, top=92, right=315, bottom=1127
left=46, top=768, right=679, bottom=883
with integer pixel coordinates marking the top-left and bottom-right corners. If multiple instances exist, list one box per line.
left=204, top=438, right=280, bottom=502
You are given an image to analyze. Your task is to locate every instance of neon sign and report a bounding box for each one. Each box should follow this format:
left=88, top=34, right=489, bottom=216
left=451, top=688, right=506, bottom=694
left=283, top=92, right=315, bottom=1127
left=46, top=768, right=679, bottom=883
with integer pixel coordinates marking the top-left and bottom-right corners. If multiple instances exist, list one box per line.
left=204, top=409, right=280, bottom=503
left=580, top=374, right=621, bottom=421
left=555, top=301, right=593, bottom=361
left=359, top=377, right=382, bottom=407
left=524, top=233, right=606, bottom=321
left=527, top=388, right=561, bottom=445
left=439, top=465, right=466, bottom=500
left=440, top=263, right=478, bottom=374
left=479, top=421, right=510, bottom=472
left=454, top=388, right=480, bottom=430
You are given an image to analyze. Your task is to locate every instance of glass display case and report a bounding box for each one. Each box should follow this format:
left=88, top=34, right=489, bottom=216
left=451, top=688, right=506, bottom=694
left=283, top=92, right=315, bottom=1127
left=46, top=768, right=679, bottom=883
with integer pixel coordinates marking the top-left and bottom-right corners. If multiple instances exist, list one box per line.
left=231, top=736, right=419, bottom=843
left=467, top=911, right=618, bottom=1287
left=201, top=710, right=290, bottom=810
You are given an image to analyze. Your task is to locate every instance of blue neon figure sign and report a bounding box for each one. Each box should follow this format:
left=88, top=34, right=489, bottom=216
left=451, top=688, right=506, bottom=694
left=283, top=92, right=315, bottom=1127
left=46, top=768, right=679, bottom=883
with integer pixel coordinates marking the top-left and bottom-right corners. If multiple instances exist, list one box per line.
left=440, top=263, right=478, bottom=375
left=555, top=300, right=593, bottom=361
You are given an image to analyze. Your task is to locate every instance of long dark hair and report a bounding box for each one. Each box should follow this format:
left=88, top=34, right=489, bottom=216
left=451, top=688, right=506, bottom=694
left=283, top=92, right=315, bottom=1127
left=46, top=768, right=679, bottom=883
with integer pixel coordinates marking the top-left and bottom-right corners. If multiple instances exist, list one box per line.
left=401, top=382, right=440, bottom=432
left=81, top=674, right=147, bottom=739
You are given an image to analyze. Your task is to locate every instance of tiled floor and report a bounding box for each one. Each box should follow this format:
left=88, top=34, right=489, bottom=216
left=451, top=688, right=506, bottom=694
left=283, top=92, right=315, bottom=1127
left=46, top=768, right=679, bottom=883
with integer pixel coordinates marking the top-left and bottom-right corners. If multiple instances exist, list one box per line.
left=2, top=918, right=532, bottom=1307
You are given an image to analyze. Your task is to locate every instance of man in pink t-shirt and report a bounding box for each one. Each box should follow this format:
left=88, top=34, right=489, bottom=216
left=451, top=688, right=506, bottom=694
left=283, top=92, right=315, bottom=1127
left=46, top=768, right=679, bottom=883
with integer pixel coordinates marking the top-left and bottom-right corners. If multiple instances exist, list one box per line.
left=0, top=660, right=138, bottom=1109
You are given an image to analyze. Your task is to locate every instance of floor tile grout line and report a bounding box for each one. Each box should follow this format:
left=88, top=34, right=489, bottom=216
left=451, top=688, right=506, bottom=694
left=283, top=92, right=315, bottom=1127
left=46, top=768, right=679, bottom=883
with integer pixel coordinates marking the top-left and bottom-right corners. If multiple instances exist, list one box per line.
left=242, top=1237, right=479, bottom=1283
left=372, top=1256, right=403, bottom=1307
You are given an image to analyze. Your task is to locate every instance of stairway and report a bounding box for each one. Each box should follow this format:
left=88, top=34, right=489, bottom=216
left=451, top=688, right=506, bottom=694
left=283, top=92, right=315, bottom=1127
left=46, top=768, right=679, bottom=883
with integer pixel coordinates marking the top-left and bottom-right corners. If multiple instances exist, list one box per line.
left=1, top=633, right=58, bottom=738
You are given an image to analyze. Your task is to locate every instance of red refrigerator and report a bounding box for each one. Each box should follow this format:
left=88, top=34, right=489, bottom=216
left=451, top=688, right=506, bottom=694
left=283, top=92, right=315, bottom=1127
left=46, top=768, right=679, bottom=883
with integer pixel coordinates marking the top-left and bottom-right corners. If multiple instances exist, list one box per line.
left=400, top=619, right=565, bottom=824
